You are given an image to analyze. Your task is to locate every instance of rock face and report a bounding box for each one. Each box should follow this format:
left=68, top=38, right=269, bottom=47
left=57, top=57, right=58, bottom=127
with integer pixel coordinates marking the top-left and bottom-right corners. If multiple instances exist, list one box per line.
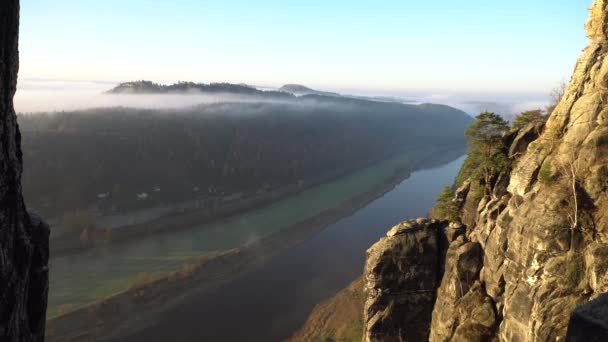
left=0, top=1, right=50, bottom=341
left=363, top=219, right=451, bottom=342
left=364, top=1, right=608, bottom=340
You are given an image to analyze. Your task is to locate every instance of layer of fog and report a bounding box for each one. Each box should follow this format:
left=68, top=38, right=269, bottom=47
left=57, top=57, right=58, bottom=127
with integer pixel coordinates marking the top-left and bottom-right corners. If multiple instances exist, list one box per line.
left=15, top=79, right=550, bottom=120
left=15, top=79, right=298, bottom=113
left=405, top=93, right=550, bottom=121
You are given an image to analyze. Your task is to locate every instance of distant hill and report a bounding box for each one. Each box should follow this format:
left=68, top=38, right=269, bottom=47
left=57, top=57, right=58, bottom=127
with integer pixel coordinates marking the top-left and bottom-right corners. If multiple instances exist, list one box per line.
left=279, top=84, right=340, bottom=97
left=107, top=80, right=292, bottom=99
left=107, top=81, right=413, bottom=105
left=279, top=84, right=414, bottom=104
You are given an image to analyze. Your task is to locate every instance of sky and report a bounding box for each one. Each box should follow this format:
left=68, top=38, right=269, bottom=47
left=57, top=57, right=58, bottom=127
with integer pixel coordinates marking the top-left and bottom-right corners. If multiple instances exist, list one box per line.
left=17, top=0, right=591, bottom=113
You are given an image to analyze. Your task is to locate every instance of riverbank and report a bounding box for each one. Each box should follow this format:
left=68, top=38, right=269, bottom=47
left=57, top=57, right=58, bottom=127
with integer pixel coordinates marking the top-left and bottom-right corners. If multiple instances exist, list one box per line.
left=290, top=277, right=365, bottom=342
left=50, top=148, right=428, bottom=258
left=109, top=154, right=466, bottom=342
left=48, top=146, right=465, bottom=319
left=47, top=151, right=467, bottom=342
left=45, top=149, right=443, bottom=342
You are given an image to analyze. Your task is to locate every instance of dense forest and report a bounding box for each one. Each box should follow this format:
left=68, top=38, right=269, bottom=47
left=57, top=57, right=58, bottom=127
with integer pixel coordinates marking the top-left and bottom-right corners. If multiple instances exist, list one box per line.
left=19, top=94, right=472, bottom=218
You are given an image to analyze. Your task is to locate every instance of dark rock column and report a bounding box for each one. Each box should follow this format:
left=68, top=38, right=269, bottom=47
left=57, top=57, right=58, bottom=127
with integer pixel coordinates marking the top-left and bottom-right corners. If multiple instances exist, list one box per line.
left=363, top=219, right=449, bottom=342
left=0, top=1, right=50, bottom=341
left=566, top=294, right=608, bottom=342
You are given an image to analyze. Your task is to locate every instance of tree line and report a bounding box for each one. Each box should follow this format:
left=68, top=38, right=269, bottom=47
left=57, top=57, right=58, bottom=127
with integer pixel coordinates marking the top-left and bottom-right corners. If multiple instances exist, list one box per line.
left=19, top=96, right=472, bottom=218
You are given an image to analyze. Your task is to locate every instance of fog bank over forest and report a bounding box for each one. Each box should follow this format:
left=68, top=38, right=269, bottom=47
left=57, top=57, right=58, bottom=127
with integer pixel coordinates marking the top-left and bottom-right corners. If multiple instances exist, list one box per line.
left=15, top=79, right=549, bottom=117
left=19, top=92, right=473, bottom=219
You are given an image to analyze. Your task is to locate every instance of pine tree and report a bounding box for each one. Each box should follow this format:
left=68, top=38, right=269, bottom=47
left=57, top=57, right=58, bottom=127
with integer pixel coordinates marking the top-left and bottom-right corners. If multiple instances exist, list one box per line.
left=435, top=185, right=459, bottom=222
left=512, top=109, right=546, bottom=130
left=464, top=112, right=511, bottom=192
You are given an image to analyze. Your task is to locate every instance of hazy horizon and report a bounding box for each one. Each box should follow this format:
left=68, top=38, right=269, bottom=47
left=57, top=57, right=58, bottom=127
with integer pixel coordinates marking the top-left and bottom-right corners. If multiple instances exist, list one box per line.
left=14, top=78, right=554, bottom=117
left=20, top=1, right=588, bottom=97
left=11, top=2, right=603, bottom=341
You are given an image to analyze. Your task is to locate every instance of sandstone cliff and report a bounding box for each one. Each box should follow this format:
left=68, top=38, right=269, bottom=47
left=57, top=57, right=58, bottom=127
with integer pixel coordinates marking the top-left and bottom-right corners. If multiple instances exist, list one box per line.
left=364, top=1, right=608, bottom=341
left=0, top=1, right=50, bottom=341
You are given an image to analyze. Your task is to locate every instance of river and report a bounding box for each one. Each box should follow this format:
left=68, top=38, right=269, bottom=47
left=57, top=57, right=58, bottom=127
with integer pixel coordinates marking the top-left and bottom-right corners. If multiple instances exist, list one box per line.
left=112, top=154, right=466, bottom=342
left=47, top=148, right=452, bottom=317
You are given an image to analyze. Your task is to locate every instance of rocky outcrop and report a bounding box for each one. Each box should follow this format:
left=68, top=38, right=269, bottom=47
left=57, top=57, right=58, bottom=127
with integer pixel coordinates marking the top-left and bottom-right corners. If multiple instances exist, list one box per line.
left=364, top=1, right=608, bottom=340
left=508, top=121, right=545, bottom=159
left=363, top=219, right=460, bottom=342
left=0, top=1, right=50, bottom=341
left=429, top=238, right=487, bottom=341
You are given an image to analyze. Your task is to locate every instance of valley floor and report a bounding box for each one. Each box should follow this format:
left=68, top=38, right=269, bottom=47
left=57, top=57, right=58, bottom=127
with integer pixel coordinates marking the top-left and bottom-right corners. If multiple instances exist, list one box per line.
left=45, top=147, right=465, bottom=342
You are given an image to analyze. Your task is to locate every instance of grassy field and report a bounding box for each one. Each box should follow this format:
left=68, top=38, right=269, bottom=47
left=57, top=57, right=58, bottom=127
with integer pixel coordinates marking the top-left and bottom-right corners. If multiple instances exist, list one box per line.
left=47, top=147, right=437, bottom=317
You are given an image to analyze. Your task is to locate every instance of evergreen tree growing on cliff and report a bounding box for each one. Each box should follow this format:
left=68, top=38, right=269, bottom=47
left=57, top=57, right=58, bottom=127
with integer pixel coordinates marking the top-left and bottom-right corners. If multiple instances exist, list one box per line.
left=434, top=185, right=459, bottom=222
left=464, top=112, right=510, bottom=193
left=511, top=109, right=546, bottom=130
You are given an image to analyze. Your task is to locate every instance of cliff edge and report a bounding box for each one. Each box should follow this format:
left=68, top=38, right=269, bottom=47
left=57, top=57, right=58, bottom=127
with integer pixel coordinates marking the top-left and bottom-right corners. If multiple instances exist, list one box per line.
left=364, top=1, right=608, bottom=341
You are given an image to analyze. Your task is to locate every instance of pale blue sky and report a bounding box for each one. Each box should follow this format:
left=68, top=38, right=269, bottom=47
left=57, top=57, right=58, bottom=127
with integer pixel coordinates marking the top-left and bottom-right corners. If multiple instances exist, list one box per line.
left=20, top=0, right=589, bottom=96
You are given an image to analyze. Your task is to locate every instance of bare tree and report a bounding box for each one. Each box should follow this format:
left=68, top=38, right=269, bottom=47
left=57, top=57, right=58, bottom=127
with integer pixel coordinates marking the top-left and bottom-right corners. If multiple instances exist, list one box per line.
left=556, top=151, right=582, bottom=251
left=547, top=80, right=568, bottom=114
left=564, top=158, right=580, bottom=230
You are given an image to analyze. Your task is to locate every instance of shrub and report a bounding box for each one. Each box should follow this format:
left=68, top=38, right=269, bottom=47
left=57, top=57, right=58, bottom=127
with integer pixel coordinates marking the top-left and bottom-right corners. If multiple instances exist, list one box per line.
left=63, top=211, right=94, bottom=236
left=313, top=337, right=335, bottom=342
left=434, top=185, right=459, bottom=222
left=511, top=109, right=546, bottom=130
left=538, top=159, right=554, bottom=184
left=127, top=272, right=152, bottom=291
left=470, top=182, right=485, bottom=203
left=57, top=304, right=75, bottom=316
left=179, top=263, right=198, bottom=279
left=87, top=296, right=106, bottom=313
left=455, top=155, right=478, bottom=187
left=178, top=257, right=206, bottom=279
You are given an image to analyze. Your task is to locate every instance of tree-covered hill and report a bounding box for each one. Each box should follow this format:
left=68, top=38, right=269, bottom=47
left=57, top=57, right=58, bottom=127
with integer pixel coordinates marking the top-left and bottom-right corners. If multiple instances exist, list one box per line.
left=19, top=96, right=472, bottom=218
left=106, top=80, right=291, bottom=99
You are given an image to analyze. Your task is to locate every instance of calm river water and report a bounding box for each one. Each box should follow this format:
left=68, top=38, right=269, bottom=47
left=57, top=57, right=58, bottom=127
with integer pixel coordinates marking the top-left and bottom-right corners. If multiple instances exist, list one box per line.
left=115, top=153, right=466, bottom=342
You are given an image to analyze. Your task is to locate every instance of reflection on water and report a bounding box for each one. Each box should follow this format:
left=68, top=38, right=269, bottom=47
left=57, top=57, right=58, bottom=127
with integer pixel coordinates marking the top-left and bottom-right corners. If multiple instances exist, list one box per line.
left=115, top=154, right=466, bottom=342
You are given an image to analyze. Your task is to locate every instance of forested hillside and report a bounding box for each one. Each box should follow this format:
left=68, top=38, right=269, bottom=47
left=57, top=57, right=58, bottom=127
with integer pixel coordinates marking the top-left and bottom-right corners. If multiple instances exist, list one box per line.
left=19, top=95, right=472, bottom=218
left=106, top=80, right=290, bottom=98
